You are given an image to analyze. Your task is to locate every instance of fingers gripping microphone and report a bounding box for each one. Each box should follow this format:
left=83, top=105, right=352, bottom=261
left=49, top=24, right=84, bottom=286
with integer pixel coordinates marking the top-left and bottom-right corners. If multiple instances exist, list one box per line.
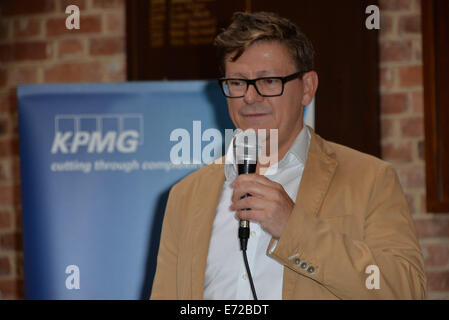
left=234, top=130, right=258, bottom=300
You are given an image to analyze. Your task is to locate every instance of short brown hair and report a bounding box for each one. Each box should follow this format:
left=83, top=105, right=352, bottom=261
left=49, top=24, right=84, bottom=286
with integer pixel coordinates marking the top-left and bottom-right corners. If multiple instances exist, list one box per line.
left=214, top=11, right=315, bottom=75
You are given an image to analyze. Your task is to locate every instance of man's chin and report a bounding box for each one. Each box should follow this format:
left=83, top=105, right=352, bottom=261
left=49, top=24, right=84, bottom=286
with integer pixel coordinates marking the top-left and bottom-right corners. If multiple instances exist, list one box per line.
left=238, top=125, right=277, bottom=133
left=237, top=121, right=275, bottom=131
left=234, top=125, right=279, bottom=145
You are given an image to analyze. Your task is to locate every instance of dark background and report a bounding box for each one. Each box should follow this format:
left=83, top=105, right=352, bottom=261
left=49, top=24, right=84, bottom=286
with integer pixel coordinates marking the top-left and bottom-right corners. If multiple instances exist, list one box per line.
left=127, top=0, right=380, bottom=158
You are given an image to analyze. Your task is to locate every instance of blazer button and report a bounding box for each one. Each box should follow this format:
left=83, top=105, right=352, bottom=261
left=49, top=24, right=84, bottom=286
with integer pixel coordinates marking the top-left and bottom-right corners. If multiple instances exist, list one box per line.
left=300, top=262, right=309, bottom=270
left=307, top=266, right=316, bottom=274
left=294, top=258, right=301, bottom=266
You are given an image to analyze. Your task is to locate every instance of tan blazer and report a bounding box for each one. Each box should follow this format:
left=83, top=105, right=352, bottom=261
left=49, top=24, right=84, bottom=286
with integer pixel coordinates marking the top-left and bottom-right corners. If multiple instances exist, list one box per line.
left=150, top=128, right=427, bottom=299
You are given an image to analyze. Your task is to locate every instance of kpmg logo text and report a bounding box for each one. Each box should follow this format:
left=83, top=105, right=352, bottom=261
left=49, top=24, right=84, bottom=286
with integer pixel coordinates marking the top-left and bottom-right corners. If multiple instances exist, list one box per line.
left=51, top=114, right=144, bottom=154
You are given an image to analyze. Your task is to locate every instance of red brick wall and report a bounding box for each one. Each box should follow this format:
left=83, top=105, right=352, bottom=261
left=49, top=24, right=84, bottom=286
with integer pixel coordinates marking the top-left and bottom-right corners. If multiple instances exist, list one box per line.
left=0, top=0, right=126, bottom=299
left=0, top=0, right=448, bottom=300
left=379, top=0, right=449, bottom=299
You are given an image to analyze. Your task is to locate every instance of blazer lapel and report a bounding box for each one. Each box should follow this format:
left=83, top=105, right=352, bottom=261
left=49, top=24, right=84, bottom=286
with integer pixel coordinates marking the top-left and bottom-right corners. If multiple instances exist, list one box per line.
left=296, top=128, right=338, bottom=217
left=282, top=127, right=338, bottom=299
left=190, top=162, right=225, bottom=299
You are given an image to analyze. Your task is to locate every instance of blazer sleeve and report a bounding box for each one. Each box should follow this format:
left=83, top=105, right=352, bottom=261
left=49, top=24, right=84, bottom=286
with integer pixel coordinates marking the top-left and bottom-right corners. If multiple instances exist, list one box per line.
left=150, top=184, right=180, bottom=299
left=268, top=163, right=427, bottom=299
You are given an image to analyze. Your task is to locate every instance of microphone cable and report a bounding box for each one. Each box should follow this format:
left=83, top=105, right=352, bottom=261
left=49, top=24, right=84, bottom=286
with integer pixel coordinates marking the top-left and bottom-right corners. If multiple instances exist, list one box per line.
left=239, top=223, right=258, bottom=300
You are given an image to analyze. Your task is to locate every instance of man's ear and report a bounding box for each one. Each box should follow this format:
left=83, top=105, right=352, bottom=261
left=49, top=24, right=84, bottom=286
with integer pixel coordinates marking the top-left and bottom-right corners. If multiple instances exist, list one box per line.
left=301, top=71, right=319, bottom=107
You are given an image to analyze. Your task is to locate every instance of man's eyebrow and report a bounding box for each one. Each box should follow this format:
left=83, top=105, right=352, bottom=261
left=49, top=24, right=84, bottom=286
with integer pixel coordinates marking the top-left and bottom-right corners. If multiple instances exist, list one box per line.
left=255, top=70, right=277, bottom=77
left=227, top=70, right=277, bottom=78
left=227, top=72, right=247, bottom=78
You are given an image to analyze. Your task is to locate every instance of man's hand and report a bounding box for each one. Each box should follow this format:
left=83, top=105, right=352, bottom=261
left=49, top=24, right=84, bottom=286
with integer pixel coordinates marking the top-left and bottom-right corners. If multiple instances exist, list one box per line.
left=230, top=174, right=294, bottom=239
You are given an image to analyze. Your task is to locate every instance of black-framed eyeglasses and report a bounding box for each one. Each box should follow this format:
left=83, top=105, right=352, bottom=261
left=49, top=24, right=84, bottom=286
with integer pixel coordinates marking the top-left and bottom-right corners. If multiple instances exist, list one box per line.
left=218, top=71, right=306, bottom=98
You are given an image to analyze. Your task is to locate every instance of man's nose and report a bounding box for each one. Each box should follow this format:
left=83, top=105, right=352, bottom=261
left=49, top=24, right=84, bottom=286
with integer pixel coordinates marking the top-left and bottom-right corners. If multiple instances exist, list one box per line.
left=243, top=83, right=264, bottom=104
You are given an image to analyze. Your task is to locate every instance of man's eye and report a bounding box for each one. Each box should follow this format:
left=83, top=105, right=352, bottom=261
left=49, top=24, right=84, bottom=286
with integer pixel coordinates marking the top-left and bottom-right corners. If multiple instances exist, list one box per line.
left=261, top=78, right=278, bottom=85
left=229, top=80, right=244, bottom=86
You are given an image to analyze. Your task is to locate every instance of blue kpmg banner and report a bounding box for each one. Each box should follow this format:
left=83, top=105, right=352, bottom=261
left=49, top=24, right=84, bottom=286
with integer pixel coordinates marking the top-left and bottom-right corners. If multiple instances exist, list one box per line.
left=18, top=81, right=235, bottom=299
left=18, top=81, right=315, bottom=300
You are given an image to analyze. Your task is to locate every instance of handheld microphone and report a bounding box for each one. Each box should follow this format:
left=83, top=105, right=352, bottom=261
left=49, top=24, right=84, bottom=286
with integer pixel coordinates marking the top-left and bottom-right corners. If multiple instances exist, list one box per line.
left=234, top=130, right=258, bottom=251
left=234, top=129, right=259, bottom=300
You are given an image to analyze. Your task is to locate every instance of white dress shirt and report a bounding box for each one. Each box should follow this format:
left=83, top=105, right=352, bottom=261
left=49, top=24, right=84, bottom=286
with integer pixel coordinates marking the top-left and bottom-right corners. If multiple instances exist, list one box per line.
left=203, top=126, right=311, bottom=300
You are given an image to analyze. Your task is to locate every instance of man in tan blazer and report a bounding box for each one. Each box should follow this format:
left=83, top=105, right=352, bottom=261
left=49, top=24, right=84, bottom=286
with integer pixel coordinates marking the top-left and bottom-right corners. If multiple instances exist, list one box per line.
left=151, top=12, right=426, bottom=299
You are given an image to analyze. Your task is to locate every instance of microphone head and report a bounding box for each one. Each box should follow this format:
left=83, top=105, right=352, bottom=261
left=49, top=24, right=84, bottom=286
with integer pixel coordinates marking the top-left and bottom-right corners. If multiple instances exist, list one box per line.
left=234, top=129, right=258, bottom=174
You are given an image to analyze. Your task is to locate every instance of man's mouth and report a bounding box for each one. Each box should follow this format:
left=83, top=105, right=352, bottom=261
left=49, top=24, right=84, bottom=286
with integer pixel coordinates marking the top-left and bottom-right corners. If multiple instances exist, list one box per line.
left=242, top=113, right=269, bottom=118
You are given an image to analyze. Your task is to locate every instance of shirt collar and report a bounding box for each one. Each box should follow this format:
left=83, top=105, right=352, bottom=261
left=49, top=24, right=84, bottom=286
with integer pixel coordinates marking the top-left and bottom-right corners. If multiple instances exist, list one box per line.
left=224, top=126, right=310, bottom=181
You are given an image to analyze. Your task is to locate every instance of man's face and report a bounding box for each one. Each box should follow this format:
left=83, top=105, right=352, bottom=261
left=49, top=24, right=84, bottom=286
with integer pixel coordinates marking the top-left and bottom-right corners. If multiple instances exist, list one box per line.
left=224, top=41, right=310, bottom=151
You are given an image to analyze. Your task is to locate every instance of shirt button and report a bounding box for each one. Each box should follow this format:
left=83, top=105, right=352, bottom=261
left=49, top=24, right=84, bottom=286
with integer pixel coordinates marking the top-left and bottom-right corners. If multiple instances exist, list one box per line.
left=242, top=273, right=248, bottom=280
left=300, top=262, right=309, bottom=270
left=307, top=266, right=316, bottom=274
left=294, top=258, right=301, bottom=266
